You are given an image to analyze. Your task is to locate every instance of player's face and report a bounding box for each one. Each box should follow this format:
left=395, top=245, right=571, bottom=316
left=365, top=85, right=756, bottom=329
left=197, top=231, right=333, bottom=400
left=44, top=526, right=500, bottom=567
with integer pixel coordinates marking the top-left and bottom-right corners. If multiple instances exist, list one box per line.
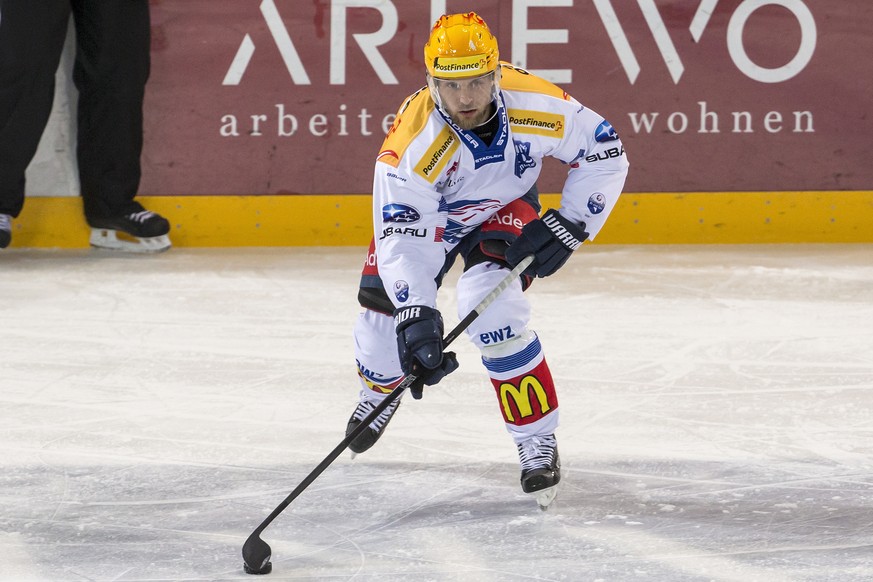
left=433, top=72, right=496, bottom=130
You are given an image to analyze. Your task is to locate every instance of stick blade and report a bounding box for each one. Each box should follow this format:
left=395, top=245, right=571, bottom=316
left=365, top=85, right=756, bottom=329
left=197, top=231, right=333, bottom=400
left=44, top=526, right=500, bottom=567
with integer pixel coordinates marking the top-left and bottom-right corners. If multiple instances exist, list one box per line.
left=242, top=533, right=273, bottom=575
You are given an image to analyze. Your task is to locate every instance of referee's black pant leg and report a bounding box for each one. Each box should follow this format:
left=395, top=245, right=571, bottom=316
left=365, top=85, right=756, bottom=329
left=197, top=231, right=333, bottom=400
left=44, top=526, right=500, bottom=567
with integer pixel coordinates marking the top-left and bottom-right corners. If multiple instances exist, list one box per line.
left=71, top=0, right=151, bottom=222
left=0, top=0, right=71, bottom=217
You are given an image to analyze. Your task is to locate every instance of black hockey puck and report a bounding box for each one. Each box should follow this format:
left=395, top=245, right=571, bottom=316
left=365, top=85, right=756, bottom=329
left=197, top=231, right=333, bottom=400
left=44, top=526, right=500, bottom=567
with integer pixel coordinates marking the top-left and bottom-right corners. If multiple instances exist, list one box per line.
left=243, top=561, right=272, bottom=575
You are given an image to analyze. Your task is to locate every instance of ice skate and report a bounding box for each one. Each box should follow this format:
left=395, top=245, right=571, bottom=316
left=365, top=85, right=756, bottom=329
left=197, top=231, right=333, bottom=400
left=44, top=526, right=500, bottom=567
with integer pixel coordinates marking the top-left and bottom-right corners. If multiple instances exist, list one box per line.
left=345, top=396, right=401, bottom=457
left=517, top=433, right=561, bottom=510
left=0, top=214, right=11, bottom=249
left=89, top=210, right=171, bottom=253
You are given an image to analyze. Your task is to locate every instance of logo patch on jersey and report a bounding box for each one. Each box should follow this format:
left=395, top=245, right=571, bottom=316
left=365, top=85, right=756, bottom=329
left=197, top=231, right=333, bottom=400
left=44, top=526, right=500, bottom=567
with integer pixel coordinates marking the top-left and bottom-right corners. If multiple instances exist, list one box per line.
left=379, top=226, right=427, bottom=240
left=588, top=192, right=606, bottom=215
left=443, top=198, right=503, bottom=244
left=585, top=146, right=625, bottom=163
left=513, top=140, right=537, bottom=178
left=508, top=109, right=565, bottom=138
left=595, top=120, right=619, bottom=142
left=393, top=280, right=410, bottom=303
left=437, top=161, right=465, bottom=189
left=415, top=126, right=459, bottom=183
left=382, top=203, right=421, bottom=223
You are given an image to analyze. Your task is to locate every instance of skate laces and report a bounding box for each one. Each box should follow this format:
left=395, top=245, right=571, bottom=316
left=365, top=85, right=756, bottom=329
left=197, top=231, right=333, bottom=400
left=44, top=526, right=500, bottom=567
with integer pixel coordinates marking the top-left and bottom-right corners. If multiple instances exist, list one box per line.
left=127, top=210, right=157, bottom=223
left=517, top=434, right=558, bottom=472
left=0, top=214, right=11, bottom=231
left=352, top=398, right=399, bottom=432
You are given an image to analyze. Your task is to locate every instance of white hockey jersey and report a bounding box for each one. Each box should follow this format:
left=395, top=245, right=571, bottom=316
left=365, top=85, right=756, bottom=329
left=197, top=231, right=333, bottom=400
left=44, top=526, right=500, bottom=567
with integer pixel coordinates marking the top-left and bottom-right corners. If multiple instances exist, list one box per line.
left=373, top=63, right=629, bottom=309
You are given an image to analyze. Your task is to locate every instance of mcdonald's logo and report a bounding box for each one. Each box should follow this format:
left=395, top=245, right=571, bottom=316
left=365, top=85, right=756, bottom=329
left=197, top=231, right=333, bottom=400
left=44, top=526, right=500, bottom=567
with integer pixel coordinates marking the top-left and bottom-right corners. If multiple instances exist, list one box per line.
left=498, top=375, right=553, bottom=423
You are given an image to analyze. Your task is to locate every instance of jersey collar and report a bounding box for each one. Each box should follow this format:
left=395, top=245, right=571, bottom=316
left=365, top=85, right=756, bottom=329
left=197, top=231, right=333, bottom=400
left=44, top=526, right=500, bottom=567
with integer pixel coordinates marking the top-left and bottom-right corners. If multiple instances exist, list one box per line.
left=437, top=94, right=509, bottom=169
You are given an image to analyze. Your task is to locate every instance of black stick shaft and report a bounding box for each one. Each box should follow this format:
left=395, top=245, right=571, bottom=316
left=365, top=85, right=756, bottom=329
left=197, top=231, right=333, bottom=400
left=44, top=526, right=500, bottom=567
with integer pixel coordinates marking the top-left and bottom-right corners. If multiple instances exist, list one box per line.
left=248, top=255, right=533, bottom=537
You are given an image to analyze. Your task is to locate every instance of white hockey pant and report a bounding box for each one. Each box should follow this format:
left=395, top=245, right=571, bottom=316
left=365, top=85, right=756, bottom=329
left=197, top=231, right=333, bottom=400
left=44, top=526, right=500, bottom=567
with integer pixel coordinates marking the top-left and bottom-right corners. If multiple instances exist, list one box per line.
left=353, top=262, right=559, bottom=444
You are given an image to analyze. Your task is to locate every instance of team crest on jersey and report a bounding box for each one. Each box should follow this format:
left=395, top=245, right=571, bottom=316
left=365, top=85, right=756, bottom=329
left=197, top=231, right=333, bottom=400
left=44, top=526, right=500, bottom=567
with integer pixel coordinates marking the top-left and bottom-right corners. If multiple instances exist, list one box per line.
left=595, top=120, right=619, bottom=142
left=393, top=279, right=410, bottom=302
left=513, top=140, right=537, bottom=178
left=382, top=203, right=421, bottom=223
left=442, top=198, right=503, bottom=244
left=588, top=192, right=606, bottom=214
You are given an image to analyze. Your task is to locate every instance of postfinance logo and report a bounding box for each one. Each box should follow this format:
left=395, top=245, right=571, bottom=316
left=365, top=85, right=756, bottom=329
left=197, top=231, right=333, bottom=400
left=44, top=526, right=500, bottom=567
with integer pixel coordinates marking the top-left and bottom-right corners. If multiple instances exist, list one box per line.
left=508, top=110, right=565, bottom=138
left=432, top=55, right=489, bottom=78
left=415, top=127, right=459, bottom=183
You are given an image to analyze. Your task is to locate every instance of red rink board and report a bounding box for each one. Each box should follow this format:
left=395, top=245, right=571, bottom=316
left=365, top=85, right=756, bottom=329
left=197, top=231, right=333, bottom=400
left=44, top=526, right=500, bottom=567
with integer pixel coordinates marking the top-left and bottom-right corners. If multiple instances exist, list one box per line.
left=140, top=1, right=873, bottom=196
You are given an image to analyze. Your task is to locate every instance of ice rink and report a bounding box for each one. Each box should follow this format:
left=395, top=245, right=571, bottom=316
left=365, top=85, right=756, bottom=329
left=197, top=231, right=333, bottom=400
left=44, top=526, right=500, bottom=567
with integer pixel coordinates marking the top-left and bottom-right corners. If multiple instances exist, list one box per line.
left=1, top=245, right=872, bottom=581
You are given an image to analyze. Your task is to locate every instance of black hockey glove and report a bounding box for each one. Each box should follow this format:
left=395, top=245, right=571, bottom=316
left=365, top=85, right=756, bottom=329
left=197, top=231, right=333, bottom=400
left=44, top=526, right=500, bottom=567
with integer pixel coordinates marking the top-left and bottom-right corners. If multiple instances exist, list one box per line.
left=505, top=209, right=589, bottom=278
left=394, top=305, right=459, bottom=399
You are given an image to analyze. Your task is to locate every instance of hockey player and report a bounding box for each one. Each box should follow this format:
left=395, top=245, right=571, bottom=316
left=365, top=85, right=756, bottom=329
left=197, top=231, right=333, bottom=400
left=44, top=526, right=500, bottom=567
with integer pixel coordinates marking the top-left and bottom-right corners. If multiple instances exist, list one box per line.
left=0, top=0, right=170, bottom=252
left=346, top=12, right=628, bottom=508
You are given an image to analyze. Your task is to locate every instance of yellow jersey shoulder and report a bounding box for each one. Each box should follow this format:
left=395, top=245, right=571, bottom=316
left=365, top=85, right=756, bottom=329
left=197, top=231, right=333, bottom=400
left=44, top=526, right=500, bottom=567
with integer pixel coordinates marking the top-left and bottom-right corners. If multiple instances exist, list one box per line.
left=501, top=63, right=574, bottom=140
left=499, top=62, right=572, bottom=101
left=376, top=87, right=434, bottom=168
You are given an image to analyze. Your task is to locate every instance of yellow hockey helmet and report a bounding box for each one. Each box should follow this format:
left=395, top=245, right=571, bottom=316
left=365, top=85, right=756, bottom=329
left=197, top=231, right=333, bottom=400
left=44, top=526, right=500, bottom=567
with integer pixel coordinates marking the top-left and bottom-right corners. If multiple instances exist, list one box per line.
left=424, top=12, right=499, bottom=79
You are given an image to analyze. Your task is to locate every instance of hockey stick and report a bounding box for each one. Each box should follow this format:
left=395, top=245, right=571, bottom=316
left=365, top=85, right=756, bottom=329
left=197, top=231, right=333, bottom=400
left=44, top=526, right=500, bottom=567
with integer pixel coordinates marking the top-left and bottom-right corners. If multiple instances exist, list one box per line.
left=242, top=254, right=534, bottom=575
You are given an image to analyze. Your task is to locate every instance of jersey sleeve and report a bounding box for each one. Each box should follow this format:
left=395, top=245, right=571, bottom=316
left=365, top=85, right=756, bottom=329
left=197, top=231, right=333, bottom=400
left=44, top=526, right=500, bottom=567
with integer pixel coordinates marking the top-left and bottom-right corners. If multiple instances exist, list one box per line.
left=499, top=64, right=628, bottom=241
left=372, top=90, right=449, bottom=310
left=553, top=104, right=629, bottom=240
left=371, top=166, right=446, bottom=310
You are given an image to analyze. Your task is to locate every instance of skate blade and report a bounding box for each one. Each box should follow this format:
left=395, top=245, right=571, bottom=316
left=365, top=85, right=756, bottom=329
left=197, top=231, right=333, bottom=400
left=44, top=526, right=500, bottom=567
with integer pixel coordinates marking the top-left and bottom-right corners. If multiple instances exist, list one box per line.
left=90, top=229, right=172, bottom=253
left=532, top=485, right=558, bottom=510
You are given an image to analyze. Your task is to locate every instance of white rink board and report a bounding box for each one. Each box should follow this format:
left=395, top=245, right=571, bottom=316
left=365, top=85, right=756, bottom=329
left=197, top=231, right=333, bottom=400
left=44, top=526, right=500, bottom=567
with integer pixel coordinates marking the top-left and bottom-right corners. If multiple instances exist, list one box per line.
left=24, top=23, right=79, bottom=199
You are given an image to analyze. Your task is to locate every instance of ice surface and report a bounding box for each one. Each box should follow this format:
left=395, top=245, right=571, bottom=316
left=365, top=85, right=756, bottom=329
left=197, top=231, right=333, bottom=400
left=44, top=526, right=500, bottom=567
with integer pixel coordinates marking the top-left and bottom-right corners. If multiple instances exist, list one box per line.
left=1, top=245, right=872, bottom=581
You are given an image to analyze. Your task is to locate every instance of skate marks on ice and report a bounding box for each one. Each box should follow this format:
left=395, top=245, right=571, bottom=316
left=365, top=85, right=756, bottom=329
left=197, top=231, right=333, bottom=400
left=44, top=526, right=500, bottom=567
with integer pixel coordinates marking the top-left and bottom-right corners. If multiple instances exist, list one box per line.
left=9, top=457, right=868, bottom=581
left=1, top=246, right=872, bottom=580
left=2, top=455, right=871, bottom=581
left=558, top=460, right=873, bottom=582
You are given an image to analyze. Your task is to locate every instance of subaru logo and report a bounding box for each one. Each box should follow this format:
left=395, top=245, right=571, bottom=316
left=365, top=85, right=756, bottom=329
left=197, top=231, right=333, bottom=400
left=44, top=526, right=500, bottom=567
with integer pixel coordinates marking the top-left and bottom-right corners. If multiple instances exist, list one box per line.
left=594, top=120, right=619, bottom=143
left=382, top=203, right=421, bottom=223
